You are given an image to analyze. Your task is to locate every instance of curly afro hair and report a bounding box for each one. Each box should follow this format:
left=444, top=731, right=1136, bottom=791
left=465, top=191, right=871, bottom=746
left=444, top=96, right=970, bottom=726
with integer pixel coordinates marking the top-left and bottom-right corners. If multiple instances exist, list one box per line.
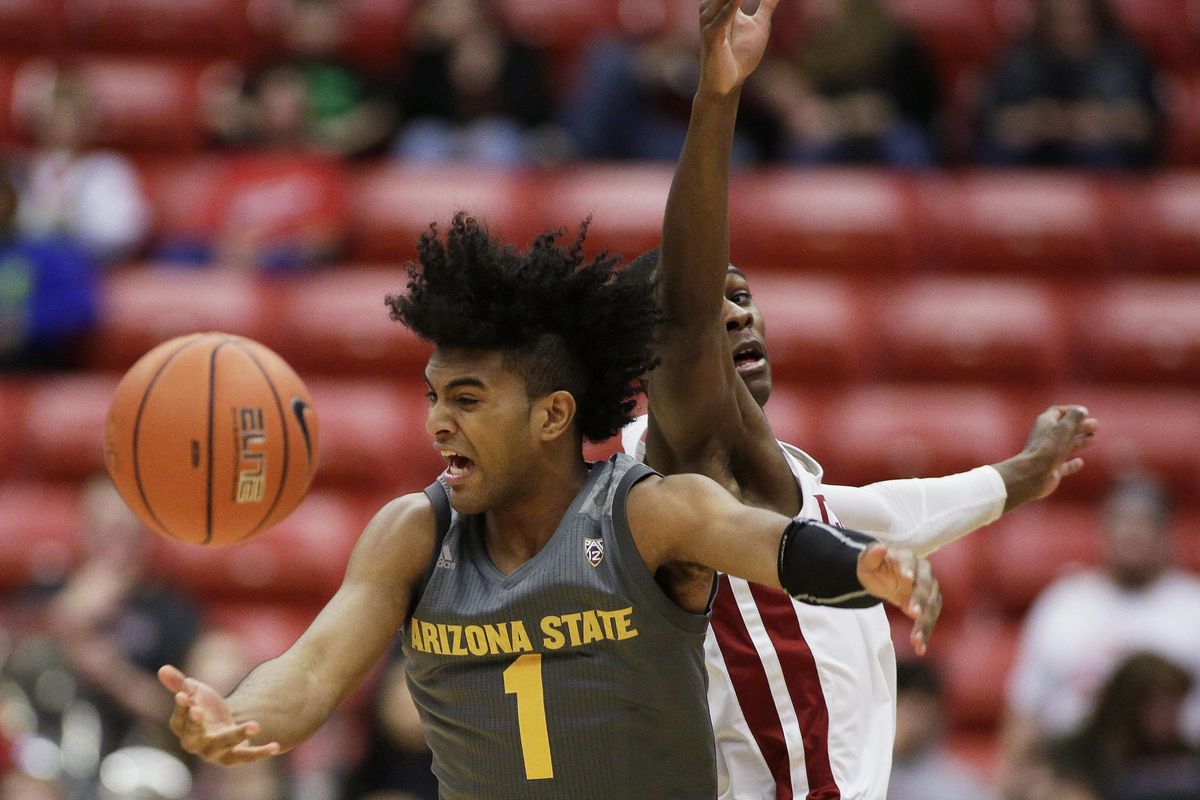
left=386, top=213, right=661, bottom=442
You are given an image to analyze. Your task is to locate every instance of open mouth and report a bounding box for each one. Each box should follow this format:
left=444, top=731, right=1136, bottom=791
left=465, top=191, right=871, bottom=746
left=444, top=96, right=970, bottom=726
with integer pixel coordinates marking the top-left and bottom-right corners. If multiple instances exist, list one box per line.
left=732, top=341, right=766, bottom=374
left=439, top=449, right=477, bottom=486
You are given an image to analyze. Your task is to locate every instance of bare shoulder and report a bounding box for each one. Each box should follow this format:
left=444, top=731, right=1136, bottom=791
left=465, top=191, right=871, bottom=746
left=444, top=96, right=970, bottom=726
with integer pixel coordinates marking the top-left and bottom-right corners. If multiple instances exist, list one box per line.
left=345, top=491, right=439, bottom=589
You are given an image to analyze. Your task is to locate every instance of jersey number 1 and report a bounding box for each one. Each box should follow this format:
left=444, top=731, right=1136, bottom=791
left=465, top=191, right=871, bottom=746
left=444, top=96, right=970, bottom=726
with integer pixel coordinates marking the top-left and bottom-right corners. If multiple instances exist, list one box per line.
left=503, top=654, right=554, bottom=780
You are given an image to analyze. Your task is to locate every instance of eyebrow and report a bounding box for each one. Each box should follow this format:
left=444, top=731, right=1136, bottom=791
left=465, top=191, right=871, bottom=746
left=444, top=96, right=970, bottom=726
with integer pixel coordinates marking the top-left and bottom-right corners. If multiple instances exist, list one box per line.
left=727, top=266, right=748, bottom=280
left=425, top=373, right=488, bottom=391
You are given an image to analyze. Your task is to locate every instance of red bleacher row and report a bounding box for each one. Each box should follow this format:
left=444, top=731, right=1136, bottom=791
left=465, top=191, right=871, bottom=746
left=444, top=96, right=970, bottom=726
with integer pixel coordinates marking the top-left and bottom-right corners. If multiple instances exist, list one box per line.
left=0, top=0, right=1198, bottom=69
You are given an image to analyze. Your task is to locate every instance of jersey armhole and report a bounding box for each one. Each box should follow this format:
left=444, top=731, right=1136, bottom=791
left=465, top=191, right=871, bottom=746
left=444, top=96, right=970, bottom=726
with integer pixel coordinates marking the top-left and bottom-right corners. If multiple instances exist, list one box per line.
left=611, top=462, right=712, bottom=636
left=408, top=478, right=452, bottom=621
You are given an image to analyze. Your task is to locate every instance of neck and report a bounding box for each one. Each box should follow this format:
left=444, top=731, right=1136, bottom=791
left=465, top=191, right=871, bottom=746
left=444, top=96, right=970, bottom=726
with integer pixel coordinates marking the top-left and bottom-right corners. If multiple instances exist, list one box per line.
left=483, top=456, right=589, bottom=572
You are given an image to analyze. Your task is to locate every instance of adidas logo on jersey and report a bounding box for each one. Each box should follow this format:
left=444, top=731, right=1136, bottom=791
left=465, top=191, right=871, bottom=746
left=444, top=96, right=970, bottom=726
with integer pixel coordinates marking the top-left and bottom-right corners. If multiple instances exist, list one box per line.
left=436, top=544, right=456, bottom=570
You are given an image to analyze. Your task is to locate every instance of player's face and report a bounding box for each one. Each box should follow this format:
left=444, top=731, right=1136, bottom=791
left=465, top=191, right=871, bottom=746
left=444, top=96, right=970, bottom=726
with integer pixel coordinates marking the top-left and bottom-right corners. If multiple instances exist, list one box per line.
left=424, top=347, right=541, bottom=515
left=724, top=267, right=772, bottom=407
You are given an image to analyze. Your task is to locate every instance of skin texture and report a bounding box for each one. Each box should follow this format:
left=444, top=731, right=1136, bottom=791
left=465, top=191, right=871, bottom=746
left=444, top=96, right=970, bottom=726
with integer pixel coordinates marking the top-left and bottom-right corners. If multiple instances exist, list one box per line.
left=158, top=346, right=925, bottom=766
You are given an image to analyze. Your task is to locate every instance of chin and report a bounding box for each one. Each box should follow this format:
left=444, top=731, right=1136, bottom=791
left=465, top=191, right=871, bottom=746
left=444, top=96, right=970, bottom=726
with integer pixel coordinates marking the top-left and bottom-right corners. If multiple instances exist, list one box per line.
left=746, top=374, right=772, bottom=408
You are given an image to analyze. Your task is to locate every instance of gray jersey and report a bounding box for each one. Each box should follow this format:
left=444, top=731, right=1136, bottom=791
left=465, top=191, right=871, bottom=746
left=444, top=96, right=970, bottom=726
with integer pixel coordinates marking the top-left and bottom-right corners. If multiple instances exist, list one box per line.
left=402, top=454, right=716, bottom=799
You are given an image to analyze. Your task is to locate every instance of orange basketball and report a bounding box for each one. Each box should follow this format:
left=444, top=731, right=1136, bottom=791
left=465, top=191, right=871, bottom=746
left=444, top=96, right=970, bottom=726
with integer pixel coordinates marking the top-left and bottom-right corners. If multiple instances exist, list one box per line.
left=104, top=332, right=319, bottom=546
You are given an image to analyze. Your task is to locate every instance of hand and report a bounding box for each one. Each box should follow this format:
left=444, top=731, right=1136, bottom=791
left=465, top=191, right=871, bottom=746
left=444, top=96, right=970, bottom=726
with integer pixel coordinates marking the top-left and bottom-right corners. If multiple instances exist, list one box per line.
left=699, top=0, right=781, bottom=97
left=995, top=405, right=1099, bottom=512
left=158, top=665, right=280, bottom=765
left=856, top=545, right=941, bottom=656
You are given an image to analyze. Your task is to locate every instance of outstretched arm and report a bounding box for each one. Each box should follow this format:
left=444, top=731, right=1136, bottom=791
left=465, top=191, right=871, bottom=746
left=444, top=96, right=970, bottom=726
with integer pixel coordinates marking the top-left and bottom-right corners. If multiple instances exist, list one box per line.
left=647, top=0, right=781, bottom=455
left=821, top=405, right=1098, bottom=556
left=627, top=472, right=942, bottom=654
left=158, top=493, right=436, bottom=764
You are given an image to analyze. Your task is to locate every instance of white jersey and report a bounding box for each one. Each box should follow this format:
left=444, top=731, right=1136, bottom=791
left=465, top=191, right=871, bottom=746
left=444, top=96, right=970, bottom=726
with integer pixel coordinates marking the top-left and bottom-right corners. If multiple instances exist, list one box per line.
left=621, top=416, right=1006, bottom=800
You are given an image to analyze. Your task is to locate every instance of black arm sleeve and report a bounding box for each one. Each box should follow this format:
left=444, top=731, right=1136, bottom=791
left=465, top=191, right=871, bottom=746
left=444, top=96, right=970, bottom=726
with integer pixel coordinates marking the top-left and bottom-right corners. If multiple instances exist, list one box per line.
left=777, top=519, right=882, bottom=609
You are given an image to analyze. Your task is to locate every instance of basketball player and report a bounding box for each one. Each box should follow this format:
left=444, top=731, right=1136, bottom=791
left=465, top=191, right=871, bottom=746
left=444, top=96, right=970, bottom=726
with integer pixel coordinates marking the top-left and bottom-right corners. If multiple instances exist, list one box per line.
left=628, top=2, right=1100, bottom=799
left=157, top=213, right=939, bottom=798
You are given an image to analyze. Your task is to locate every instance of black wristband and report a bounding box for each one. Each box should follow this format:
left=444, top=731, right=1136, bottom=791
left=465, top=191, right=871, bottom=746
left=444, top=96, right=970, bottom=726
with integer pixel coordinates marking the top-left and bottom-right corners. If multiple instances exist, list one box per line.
left=777, top=518, right=882, bottom=609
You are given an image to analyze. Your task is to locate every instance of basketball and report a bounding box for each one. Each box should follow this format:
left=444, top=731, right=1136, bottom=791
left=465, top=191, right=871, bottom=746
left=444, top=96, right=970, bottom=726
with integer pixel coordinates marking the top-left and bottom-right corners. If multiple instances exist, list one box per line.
left=103, top=332, right=319, bottom=546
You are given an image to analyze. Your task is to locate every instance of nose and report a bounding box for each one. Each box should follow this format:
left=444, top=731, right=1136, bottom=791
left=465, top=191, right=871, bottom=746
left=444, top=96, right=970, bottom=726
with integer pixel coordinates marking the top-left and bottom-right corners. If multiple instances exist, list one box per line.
left=425, top=397, right=454, bottom=439
left=725, top=298, right=753, bottom=332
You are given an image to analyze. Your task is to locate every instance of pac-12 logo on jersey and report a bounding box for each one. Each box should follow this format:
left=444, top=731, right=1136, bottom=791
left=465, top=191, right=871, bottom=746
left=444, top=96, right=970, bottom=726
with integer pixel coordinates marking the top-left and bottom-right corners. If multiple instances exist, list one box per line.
left=583, top=537, right=604, bottom=567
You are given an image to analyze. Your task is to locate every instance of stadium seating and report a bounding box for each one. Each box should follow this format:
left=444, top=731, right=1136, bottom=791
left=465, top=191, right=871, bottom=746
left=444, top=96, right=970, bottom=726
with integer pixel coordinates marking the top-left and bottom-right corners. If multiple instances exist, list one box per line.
left=1123, top=174, right=1200, bottom=273
left=875, top=276, right=1067, bottom=382
left=926, top=534, right=981, bottom=621
left=537, top=165, right=672, bottom=259
left=90, top=267, right=269, bottom=370
left=17, top=375, right=118, bottom=481
left=936, top=615, right=1022, bottom=728
left=917, top=173, right=1117, bottom=275
left=62, top=0, right=252, bottom=57
left=978, top=503, right=1100, bottom=613
left=750, top=273, right=871, bottom=383
left=153, top=489, right=365, bottom=602
left=0, top=0, right=61, bottom=55
left=205, top=600, right=323, bottom=664
left=0, top=382, right=22, bottom=480
left=305, top=378, right=443, bottom=492
left=347, top=164, right=537, bottom=260
left=0, top=481, right=81, bottom=591
left=886, top=0, right=1002, bottom=86
left=815, top=385, right=1023, bottom=486
left=730, top=170, right=919, bottom=276
left=247, top=0, right=411, bottom=73
left=1075, top=279, right=1200, bottom=384
left=1164, top=73, right=1200, bottom=166
left=268, top=268, right=428, bottom=375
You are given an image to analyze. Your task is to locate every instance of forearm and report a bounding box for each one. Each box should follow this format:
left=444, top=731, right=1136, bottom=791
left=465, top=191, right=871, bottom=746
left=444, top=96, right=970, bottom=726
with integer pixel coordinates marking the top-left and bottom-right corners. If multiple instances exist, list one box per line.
left=225, top=650, right=339, bottom=753
left=821, top=466, right=1007, bottom=557
left=660, top=89, right=741, bottom=325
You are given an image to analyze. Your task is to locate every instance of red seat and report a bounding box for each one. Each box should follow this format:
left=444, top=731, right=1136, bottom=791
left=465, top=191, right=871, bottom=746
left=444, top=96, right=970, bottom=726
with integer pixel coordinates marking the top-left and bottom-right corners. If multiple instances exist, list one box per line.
left=10, top=57, right=211, bottom=151
left=1124, top=175, right=1200, bottom=273
left=816, top=386, right=1022, bottom=485
left=154, top=489, right=364, bottom=601
left=63, top=0, right=251, bottom=56
left=1175, top=510, right=1200, bottom=574
left=502, top=0, right=620, bottom=48
left=0, top=382, right=25, bottom=480
left=730, top=170, right=918, bottom=276
left=877, top=277, right=1066, bottom=382
left=136, top=156, right=224, bottom=240
left=0, top=482, right=81, bottom=591
left=270, top=269, right=430, bottom=376
left=0, top=60, right=17, bottom=144
left=749, top=274, right=871, bottom=383
left=935, top=616, right=1021, bottom=728
left=347, top=164, right=536, bottom=261
left=1106, top=0, right=1200, bottom=71
left=886, top=0, right=1002, bottom=86
left=979, top=503, right=1099, bottom=613
left=927, top=534, right=981, bottom=621
left=306, top=379, right=443, bottom=493
left=1051, top=386, right=1200, bottom=498
left=919, top=173, right=1115, bottom=275
left=756, top=386, right=821, bottom=457
left=205, top=601, right=321, bottom=664
left=1163, top=73, right=1200, bottom=166
left=19, top=376, right=119, bottom=481
left=90, top=267, right=268, bottom=371
left=248, top=0, right=411, bottom=73
left=536, top=165, right=673, bottom=261
left=1075, top=279, right=1200, bottom=384
left=0, top=0, right=61, bottom=54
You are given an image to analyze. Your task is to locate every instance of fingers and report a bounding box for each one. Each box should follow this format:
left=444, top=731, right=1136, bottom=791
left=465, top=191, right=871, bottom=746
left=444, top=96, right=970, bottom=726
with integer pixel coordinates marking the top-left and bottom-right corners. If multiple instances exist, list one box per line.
left=158, top=664, right=186, bottom=693
left=1057, top=457, right=1084, bottom=478
left=216, top=741, right=282, bottom=766
left=700, top=0, right=740, bottom=28
left=755, top=0, right=782, bottom=19
left=908, top=558, right=941, bottom=657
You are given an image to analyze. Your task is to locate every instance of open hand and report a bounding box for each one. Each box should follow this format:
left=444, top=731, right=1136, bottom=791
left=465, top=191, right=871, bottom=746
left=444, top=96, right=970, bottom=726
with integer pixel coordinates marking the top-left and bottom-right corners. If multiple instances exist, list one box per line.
left=997, top=405, right=1099, bottom=511
left=699, top=0, right=781, bottom=97
left=158, top=665, right=280, bottom=766
left=856, top=545, right=941, bottom=656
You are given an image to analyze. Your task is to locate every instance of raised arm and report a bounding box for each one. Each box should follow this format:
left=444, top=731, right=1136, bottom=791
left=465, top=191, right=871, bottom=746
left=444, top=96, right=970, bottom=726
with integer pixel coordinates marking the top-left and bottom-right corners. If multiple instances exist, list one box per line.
left=626, top=472, right=942, bottom=654
left=158, top=492, right=437, bottom=764
left=647, top=0, right=780, bottom=452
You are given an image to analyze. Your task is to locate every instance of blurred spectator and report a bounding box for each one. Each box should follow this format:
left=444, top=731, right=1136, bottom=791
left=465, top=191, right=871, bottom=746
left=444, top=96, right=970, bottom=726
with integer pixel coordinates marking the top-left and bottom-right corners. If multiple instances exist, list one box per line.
left=0, top=171, right=97, bottom=372
left=16, top=69, right=150, bottom=264
left=888, top=660, right=990, bottom=800
left=1056, top=652, right=1200, bottom=800
left=976, top=0, right=1163, bottom=168
left=393, top=0, right=560, bottom=166
left=207, top=0, right=394, bottom=158
left=754, top=0, right=941, bottom=166
left=998, top=475, right=1200, bottom=794
left=343, top=650, right=436, bottom=800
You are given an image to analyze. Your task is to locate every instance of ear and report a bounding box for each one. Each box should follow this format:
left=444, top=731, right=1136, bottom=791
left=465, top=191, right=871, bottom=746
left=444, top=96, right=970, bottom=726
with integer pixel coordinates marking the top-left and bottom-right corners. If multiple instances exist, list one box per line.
left=531, top=390, right=577, bottom=443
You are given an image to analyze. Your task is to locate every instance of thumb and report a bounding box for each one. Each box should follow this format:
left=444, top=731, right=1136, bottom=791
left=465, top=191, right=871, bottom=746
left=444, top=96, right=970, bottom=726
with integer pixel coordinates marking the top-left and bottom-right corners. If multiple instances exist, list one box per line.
left=858, top=543, right=889, bottom=573
left=158, top=664, right=186, bottom=693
